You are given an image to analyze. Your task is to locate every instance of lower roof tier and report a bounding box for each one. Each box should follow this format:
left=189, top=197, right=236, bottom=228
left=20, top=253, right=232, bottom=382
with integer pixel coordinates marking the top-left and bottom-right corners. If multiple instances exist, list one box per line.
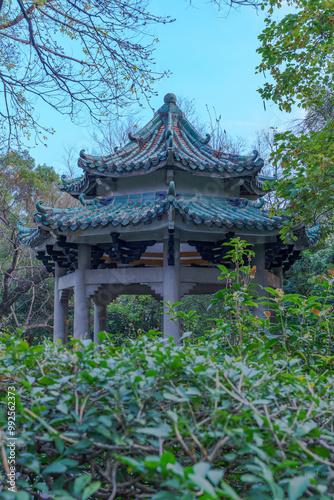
left=18, top=182, right=319, bottom=252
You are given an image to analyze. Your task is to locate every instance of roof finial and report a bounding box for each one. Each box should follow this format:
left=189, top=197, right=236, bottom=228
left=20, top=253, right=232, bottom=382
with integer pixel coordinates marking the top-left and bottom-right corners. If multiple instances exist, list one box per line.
left=164, top=93, right=177, bottom=105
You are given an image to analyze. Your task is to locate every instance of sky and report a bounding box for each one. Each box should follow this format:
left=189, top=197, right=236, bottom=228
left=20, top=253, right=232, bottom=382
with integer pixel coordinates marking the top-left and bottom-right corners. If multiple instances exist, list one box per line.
left=30, top=0, right=293, bottom=174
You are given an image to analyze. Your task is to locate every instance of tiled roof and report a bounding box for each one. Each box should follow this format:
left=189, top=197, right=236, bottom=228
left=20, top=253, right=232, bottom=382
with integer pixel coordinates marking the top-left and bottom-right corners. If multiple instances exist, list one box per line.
left=59, top=173, right=90, bottom=194
left=17, top=182, right=319, bottom=249
left=59, top=93, right=274, bottom=196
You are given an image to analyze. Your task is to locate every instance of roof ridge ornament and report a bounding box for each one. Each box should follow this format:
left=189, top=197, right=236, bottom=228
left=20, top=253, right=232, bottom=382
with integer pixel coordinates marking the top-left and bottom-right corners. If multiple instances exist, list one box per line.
left=17, top=221, right=37, bottom=234
left=248, top=198, right=265, bottom=209
left=199, top=133, right=211, bottom=145
left=168, top=180, right=176, bottom=197
left=61, top=174, right=83, bottom=185
left=79, top=193, right=99, bottom=209
left=36, top=200, right=48, bottom=214
left=164, top=93, right=177, bottom=105
left=128, top=132, right=144, bottom=148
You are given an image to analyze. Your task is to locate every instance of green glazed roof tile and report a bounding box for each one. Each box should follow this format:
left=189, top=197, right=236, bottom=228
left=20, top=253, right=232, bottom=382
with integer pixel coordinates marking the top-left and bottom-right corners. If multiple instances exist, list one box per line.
left=60, top=94, right=275, bottom=197
left=18, top=181, right=320, bottom=250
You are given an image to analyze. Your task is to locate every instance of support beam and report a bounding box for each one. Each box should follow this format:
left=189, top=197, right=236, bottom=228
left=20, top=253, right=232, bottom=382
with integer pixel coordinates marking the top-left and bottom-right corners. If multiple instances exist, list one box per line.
left=94, top=302, right=107, bottom=343
left=74, top=244, right=91, bottom=339
left=53, top=264, right=68, bottom=343
left=162, top=237, right=181, bottom=343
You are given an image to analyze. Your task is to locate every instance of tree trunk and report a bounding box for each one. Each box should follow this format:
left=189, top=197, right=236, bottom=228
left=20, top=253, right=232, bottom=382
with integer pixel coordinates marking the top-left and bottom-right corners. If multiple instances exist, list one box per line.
left=0, top=267, right=50, bottom=323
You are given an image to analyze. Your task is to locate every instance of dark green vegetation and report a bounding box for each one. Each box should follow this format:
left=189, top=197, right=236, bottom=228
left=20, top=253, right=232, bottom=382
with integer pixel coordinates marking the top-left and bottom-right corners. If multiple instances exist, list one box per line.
left=257, top=0, right=334, bottom=236
left=0, top=151, right=78, bottom=340
left=1, top=240, right=334, bottom=499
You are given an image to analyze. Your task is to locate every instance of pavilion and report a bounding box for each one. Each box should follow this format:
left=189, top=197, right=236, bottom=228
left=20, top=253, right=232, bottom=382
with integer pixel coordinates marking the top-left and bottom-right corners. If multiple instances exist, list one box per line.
left=18, top=93, right=319, bottom=343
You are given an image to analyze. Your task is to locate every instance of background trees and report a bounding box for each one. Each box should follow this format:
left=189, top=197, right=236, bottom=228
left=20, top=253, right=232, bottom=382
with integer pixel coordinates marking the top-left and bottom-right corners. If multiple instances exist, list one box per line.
left=0, top=0, right=172, bottom=151
left=257, top=0, right=334, bottom=236
left=0, top=151, right=78, bottom=340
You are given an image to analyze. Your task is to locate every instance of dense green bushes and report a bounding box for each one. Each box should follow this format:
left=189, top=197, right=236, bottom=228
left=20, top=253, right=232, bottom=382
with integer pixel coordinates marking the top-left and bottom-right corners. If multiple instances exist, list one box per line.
left=1, top=239, right=334, bottom=499
left=0, top=331, right=334, bottom=499
left=0, top=333, right=333, bottom=499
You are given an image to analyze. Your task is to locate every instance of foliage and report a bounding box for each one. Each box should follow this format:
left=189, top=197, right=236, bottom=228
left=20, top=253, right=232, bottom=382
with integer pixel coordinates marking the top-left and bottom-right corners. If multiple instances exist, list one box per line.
left=106, top=295, right=162, bottom=343
left=0, top=0, right=174, bottom=150
left=98, top=294, right=222, bottom=345
left=256, top=0, right=334, bottom=235
left=0, top=151, right=77, bottom=338
left=284, top=245, right=334, bottom=295
left=209, top=238, right=257, bottom=347
left=0, top=330, right=333, bottom=499
left=1, top=239, right=334, bottom=498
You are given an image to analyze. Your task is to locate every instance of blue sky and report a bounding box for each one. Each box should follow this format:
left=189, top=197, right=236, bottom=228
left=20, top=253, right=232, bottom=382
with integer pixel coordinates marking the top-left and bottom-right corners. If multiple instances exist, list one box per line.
left=31, top=0, right=292, bottom=174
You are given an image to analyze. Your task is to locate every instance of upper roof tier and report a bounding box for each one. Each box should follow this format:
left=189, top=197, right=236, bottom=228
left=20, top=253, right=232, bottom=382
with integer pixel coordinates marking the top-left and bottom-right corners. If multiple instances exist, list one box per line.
left=60, top=93, right=275, bottom=198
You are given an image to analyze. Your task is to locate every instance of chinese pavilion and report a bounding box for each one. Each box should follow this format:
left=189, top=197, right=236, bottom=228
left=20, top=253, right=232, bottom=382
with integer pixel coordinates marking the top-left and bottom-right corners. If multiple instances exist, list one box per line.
left=18, top=93, right=319, bottom=343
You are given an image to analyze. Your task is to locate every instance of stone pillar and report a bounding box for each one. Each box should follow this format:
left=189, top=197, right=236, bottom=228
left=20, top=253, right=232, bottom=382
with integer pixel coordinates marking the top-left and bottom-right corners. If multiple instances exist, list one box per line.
left=74, top=244, right=91, bottom=339
left=53, top=264, right=68, bottom=343
left=162, top=237, right=181, bottom=343
left=253, top=244, right=269, bottom=319
left=94, top=302, right=107, bottom=343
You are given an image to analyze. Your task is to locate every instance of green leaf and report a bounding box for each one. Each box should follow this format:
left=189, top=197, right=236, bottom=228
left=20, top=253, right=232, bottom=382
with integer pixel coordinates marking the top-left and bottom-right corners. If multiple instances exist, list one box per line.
left=308, top=445, right=330, bottom=458
left=137, top=423, right=171, bottom=437
left=188, top=473, right=217, bottom=498
left=82, top=481, right=101, bottom=500
left=163, top=391, right=188, bottom=402
left=43, top=460, right=68, bottom=476
left=160, top=451, right=176, bottom=470
left=217, top=265, right=228, bottom=274
left=288, top=476, right=310, bottom=500
left=265, top=339, right=280, bottom=349
left=166, top=409, right=178, bottom=422
left=144, top=455, right=160, bottom=469
left=16, top=492, right=30, bottom=500
left=219, top=481, right=241, bottom=499
left=38, top=376, right=56, bottom=386
left=74, top=474, right=92, bottom=496
left=152, top=493, right=177, bottom=500
left=97, top=331, right=107, bottom=343
left=241, top=474, right=261, bottom=483
left=207, top=469, right=224, bottom=485
left=24, top=458, right=40, bottom=474
left=193, top=462, right=211, bottom=477
left=56, top=403, right=68, bottom=414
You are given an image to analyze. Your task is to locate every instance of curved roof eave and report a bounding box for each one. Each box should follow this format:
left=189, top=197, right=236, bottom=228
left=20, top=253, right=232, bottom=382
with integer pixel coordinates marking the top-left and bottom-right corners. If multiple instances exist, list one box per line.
left=17, top=182, right=318, bottom=250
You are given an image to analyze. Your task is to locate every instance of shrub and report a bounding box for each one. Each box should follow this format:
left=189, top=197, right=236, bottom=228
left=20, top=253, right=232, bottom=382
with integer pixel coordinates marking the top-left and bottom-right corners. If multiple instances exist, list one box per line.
left=0, top=333, right=334, bottom=500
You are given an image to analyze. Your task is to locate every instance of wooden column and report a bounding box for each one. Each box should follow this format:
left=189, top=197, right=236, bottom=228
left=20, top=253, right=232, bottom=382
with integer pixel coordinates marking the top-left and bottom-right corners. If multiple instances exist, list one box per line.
left=94, top=302, right=107, bottom=343
left=74, top=244, right=91, bottom=339
left=162, top=236, right=181, bottom=343
left=53, top=263, right=68, bottom=343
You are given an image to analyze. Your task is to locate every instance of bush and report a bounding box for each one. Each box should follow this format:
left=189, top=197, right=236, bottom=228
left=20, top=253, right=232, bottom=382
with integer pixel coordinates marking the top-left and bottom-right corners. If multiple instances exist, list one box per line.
left=1, top=238, right=334, bottom=499
left=0, top=332, right=334, bottom=500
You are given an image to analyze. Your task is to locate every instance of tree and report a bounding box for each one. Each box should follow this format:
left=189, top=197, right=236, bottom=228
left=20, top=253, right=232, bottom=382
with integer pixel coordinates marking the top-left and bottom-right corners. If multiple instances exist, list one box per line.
left=256, top=0, right=334, bottom=238
left=0, top=0, right=173, bottom=151
left=0, top=0, right=269, bottom=153
left=0, top=150, right=76, bottom=340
